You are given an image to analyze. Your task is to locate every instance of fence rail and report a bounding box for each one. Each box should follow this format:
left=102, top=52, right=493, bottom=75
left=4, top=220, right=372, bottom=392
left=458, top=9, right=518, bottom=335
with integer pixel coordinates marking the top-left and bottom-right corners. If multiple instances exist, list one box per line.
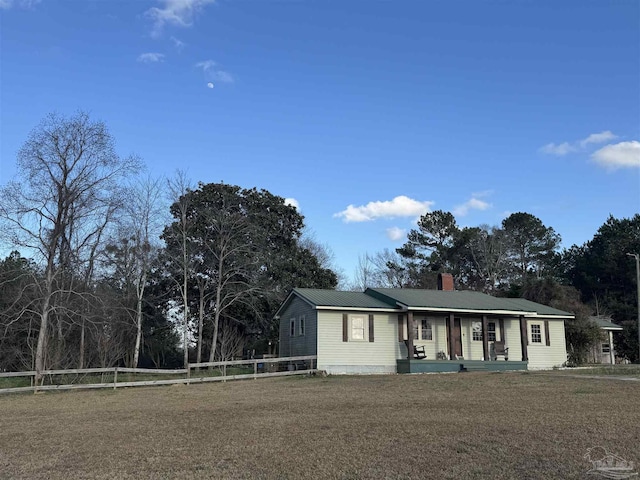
left=0, top=355, right=317, bottom=395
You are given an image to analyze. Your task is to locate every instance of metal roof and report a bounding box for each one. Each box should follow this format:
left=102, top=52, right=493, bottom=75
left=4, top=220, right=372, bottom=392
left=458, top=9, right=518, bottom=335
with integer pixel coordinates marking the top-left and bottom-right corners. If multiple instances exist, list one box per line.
left=275, top=287, right=575, bottom=319
left=366, top=288, right=574, bottom=317
left=292, top=288, right=395, bottom=309
left=589, top=316, right=624, bottom=331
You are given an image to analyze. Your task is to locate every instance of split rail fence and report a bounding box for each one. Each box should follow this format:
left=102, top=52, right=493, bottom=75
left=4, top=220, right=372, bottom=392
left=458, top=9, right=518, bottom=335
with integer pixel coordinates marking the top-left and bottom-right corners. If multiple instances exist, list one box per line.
left=0, top=355, right=317, bottom=395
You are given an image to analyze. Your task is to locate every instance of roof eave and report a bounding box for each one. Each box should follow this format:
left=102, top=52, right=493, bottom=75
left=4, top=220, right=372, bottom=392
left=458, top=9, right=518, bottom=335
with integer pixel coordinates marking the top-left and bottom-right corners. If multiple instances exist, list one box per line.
left=404, top=305, right=573, bottom=318
left=315, top=306, right=404, bottom=313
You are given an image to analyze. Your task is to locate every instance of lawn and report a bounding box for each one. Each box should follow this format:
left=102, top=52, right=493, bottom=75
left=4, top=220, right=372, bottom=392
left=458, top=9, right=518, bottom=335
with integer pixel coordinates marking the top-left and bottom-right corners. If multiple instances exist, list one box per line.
left=0, top=372, right=638, bottom=479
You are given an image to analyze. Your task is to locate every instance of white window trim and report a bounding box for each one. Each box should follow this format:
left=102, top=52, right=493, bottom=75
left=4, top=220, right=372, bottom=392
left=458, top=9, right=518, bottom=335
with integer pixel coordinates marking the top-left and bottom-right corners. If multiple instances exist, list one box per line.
left=530, top=323, right=543, bottom=344
left=487, top=322, right=497, bottom=342
left=299, top=315, right=305, bottom=336
left=349, top=314, right=368, bottom=342
left=471, top=320, right=482, bottom=342
left=420, top=318, right=433, bottom=341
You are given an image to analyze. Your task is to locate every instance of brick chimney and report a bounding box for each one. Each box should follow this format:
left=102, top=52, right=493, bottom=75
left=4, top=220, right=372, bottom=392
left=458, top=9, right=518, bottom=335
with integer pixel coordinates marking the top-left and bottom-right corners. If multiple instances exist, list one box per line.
left=437, top=273, right=454, bottom=291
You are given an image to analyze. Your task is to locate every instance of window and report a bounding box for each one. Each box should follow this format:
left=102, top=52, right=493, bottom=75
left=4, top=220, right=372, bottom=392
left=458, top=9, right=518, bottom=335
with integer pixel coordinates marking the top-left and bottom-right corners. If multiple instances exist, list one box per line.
left=487, top=322, right=496, bottom=342
left=343, top=314, right=372, bottom=342
left=421, top=319, right=432, bottom=340
left=472, top=321, right=482, bottom=341
left=351, top=315, right=365, bottom=340
left=290, top=318, right=295, bottom=337
left=299, top=315, right=305, bottom=336
left=602, top=343, right=611, bottom=354
left=531, top=324, right=542, bottom=343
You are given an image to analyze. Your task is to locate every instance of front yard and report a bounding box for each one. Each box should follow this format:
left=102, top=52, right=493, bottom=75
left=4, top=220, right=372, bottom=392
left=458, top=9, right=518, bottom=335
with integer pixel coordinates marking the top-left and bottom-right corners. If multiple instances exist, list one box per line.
left=0, top=371, right=638, bottom=479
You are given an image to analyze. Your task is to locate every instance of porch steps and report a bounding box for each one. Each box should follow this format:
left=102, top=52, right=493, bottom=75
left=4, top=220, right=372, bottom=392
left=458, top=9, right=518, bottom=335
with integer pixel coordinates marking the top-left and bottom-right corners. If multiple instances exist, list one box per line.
left=459, top=363, right=488, bottom=372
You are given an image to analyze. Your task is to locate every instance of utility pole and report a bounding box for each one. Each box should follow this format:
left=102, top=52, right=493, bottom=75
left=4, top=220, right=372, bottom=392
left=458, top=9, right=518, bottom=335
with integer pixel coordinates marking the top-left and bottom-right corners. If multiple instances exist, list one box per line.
left=627, top=253, right=640, bottom=363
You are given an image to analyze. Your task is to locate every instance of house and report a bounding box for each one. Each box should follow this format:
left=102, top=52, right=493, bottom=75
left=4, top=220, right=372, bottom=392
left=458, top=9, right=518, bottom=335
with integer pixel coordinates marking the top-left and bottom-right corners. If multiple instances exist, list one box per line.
left=275, top=274, right=573, bottom=374
left=589, top=316, right=624, bottom=364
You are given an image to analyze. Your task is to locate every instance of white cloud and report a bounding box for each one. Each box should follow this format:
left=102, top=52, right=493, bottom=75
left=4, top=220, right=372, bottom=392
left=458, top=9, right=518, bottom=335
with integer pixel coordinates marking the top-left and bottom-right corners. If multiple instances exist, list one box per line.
left=207, top=82, right=214, bottom=89
left=0, top=0, right=40, bottom=9
left=213, top=70, right=233, bottom=83
left=453, top=196, right=492, bottom=217
left=334, top=196, right=434, bottom=223
left=579, top=130, right=617, bottom=148
left=137, top=52, right=165, bottom=63
left=196, top=60, right=234, bottom=84
left=146, top=0, right=215, bottom=37
left=170, top=36, right=186, bottom=51
left=386, top=227, right=406, bottom=241
left=591, top=141, right=640, bottom=170
left=195, top=60, right=216, bottom=71
left=284, top=198, right=299, bottom=209
left=540, top=130, right=619, bottom=156
left=540, top=142, right=576, bottom=156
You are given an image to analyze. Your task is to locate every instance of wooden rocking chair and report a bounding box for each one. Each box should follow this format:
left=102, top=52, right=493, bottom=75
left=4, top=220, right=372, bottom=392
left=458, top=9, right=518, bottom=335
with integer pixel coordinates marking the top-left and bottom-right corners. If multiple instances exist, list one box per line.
left=413, top=345, right=427, bottom=359
left=491, top=341, right=509, bottom=361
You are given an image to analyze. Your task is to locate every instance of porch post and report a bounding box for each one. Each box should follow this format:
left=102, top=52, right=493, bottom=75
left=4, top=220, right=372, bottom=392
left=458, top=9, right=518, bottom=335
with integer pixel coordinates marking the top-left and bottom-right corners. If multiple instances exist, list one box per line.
left=406, top=312, right=414, bottom=360
left=448, top=313, right=455, bottom=360
left=609, top=330, right=615, bottom=364
left=519, top=315, right=528, bottom=361
left=482, top=315, right=489, bottom=361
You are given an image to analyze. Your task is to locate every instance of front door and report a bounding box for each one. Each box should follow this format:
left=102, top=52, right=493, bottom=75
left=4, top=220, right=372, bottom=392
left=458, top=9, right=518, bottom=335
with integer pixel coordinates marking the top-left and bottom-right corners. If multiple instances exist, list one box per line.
left=453, top=318, right=463, bottom=357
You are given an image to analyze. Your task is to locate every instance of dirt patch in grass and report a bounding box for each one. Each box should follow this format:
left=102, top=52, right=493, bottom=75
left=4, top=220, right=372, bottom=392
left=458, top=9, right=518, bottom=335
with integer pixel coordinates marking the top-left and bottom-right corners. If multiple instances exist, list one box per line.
left=0, top=372, right=638, bottom=479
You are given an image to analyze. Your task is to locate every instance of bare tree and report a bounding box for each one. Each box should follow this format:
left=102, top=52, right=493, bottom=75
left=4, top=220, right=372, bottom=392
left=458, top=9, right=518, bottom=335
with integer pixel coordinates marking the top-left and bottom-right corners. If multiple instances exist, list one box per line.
left=125, top=176, right=165, bottom=367
left=466, top=225, right=510, bottom=292
left=352, top=249, right=410, bottom=290
left=0, top=112, right=140, bottom=382
left=166, top=170, right=193, bottom=368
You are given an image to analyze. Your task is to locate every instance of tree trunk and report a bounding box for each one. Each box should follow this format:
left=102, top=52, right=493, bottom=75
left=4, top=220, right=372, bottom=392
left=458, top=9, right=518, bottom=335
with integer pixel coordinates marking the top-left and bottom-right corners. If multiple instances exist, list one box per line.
left=132, top=297, right=143, bottom=367
left=79, top=318, right=85, bottom=369
left=197, top=288, right=204, bottom=364
left=132, top=272, right=147, bottom=368
left=35, top=261, right=55, bottom=384
left=208, top=260, right=224, bottom=364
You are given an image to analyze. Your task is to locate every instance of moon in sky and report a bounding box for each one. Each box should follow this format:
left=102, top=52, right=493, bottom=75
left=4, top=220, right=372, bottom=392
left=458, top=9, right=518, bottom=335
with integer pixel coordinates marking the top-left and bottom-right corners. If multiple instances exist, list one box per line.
left=207, top=82, right=214, bottom=89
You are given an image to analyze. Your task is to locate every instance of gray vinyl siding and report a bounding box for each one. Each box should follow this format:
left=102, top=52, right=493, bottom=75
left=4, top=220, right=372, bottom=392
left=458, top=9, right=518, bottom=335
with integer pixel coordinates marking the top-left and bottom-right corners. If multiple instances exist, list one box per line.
left=278, top=296, right=317, bottom=357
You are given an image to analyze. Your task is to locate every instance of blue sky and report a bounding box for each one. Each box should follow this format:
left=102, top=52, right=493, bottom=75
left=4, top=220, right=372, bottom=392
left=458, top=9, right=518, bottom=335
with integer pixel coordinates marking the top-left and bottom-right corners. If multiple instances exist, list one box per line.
left=1, top=0, right=639, bottom=283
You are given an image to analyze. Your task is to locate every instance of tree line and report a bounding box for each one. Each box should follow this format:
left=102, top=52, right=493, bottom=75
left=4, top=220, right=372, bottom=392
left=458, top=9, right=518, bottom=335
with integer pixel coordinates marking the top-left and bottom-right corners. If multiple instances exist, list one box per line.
left=1, top=111, right=637, bottom=374
left=0, top=112, right=336, bottom=378
left=352, top=210, right=640, bottom=363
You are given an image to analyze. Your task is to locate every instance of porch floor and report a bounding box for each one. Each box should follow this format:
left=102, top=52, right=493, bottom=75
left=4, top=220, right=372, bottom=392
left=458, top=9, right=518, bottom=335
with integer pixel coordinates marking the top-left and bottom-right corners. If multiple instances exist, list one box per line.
left=397, top=359, right=528, bottom=374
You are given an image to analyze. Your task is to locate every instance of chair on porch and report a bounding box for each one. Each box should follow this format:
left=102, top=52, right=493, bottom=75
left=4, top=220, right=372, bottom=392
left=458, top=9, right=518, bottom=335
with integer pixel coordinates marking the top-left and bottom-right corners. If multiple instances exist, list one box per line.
left=491, top=341, right=509, bottom=361
left=413, top=345, right=426, bottom=359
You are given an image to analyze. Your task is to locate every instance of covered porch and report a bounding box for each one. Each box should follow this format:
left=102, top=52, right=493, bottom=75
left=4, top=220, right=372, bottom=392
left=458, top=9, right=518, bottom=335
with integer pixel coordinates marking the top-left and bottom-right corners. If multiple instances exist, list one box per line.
left=397, top=310, right=531, bottom=373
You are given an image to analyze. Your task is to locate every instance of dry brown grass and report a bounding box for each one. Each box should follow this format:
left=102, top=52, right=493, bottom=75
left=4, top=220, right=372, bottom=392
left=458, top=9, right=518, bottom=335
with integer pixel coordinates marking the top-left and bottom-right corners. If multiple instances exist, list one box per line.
left=1, top=372, right=638, bottom=479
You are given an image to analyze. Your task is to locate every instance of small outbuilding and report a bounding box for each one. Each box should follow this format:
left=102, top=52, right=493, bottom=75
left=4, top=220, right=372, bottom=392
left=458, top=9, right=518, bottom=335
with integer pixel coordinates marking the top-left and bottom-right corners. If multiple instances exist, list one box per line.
left=589, top=316, right=624, bottom=364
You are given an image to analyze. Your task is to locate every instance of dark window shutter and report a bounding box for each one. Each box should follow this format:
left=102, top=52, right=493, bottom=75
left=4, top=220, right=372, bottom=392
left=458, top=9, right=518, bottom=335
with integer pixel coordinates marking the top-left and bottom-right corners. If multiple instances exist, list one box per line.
left=342, top=314, right=348, bottom=342
left=498, top=318, right=505, bottom=342
left=398, top=315, right=404, bottom=342
left=544, top=320, right=550, bottom=346
left=368, top=314, right=374, bottom=342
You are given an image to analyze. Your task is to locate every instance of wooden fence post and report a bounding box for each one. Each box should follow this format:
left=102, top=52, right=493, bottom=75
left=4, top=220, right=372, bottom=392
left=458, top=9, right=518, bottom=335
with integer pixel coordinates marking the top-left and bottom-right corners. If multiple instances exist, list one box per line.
left=186, top=363, right=191, bottom=385
left=114, top=367, right=118, bottom=390
left=253, top=360, right=257, bottom=380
